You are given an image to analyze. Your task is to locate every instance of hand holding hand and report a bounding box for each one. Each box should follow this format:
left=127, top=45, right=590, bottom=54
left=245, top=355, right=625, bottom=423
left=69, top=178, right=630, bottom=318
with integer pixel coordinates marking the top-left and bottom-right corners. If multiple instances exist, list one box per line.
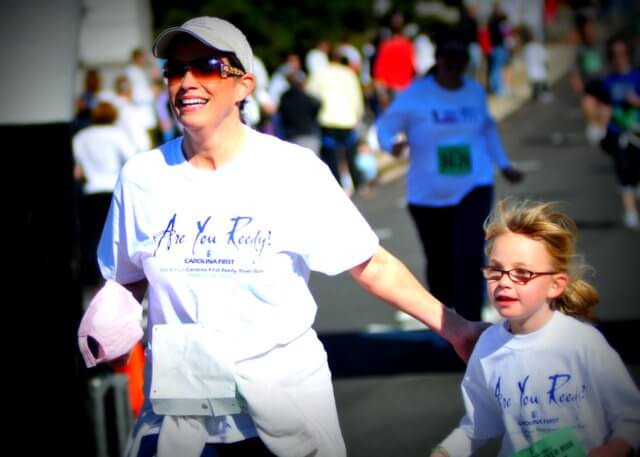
left=448, top=314, right=490, bottom=363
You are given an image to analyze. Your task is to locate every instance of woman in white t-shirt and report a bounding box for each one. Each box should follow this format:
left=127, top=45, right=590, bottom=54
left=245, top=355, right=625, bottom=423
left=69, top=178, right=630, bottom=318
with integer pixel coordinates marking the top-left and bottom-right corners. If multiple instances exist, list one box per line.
left=95, top=16, right=485, bottom=457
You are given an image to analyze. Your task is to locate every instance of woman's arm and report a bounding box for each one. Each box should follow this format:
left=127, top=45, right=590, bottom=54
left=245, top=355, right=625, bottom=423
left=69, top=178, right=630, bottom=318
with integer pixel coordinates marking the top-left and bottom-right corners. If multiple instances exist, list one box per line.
left=349, top=246, right=487, bottom=362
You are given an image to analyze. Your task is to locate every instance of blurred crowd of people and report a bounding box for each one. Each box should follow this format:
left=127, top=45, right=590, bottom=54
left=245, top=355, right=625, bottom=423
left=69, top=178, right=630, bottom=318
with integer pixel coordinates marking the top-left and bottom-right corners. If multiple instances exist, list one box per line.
left=71, top=0, right=640, bottom=314
left=568, top=2, right=640, bottom=229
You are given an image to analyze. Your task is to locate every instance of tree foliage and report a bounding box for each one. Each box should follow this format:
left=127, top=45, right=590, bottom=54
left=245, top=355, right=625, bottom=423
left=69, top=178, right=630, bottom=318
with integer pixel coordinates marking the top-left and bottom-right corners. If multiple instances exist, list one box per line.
left=150, top=0, right=378, bottom=72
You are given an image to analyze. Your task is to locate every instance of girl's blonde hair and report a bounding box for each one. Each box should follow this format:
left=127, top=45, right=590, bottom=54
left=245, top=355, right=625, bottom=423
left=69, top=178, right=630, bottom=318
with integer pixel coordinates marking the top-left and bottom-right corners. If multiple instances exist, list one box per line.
left=483, top=199, right=599, bottom=320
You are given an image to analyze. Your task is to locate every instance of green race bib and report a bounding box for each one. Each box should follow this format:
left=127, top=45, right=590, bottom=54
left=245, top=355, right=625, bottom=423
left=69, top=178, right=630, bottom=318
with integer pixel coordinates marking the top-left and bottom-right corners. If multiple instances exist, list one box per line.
left=510, top=427, right=587, bottom=457
left=580, top=50, right=603, bottom=76
left=437, top=144, right=472, bottom=175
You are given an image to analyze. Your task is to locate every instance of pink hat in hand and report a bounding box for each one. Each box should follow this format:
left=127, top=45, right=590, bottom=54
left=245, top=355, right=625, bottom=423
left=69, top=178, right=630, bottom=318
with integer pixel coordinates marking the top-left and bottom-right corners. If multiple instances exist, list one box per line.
left=78, top=280, right=144, bottom=368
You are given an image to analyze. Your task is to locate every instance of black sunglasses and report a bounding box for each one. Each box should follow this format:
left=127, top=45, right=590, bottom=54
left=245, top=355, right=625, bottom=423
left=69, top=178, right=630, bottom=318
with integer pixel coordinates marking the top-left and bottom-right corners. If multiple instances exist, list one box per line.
left=162, top=57, right=245, bottom=81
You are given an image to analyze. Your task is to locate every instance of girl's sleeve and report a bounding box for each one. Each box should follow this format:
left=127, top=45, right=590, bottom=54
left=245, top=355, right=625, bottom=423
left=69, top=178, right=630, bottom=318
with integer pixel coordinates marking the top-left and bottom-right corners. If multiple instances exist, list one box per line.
left=440, top=352, right=504, bottom=456
left=592, top=333, right=640, bottom=451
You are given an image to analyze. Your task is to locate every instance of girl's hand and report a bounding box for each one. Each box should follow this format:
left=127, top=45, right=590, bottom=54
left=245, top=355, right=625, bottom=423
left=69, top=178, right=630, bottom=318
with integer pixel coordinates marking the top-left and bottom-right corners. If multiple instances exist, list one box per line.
left=430, top=445, right=450, bottom=457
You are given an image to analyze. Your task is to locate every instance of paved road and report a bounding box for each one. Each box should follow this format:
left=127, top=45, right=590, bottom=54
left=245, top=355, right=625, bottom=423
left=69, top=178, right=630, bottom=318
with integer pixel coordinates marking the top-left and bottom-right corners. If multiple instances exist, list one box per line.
left=311, top=74, right=640, bottom=457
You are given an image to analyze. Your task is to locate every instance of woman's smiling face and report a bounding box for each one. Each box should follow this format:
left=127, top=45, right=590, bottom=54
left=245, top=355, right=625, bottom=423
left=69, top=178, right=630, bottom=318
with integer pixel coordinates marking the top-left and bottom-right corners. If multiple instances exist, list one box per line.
left=163, top=36, right=250, bottom=133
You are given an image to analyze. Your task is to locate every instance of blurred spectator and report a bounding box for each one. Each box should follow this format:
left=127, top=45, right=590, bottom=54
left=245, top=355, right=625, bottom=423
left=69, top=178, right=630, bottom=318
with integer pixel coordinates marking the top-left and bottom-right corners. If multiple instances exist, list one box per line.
left=521, top=26, right=553, bottom=103
left=338, top=34, right=363, bottom=75
left=376, top=32, right=523, bottom=322
left=487, top=3, right=510, bottom=96
left=73, top=101, right=137, bottom=295
left=247, top=55, right=276, bottom=131
left=570, top=12, right=610, bottom=144
left=73, top=67, right=102, bottom=133
left=110, top=75, right=153, bottom=153
left=305, top=38, right=330, bottom=76
left=152, top=77, right=179, bottom=143
left=307, top=48, right=366, bottom=195
left=458, top=3, right=483, bottom=82
left=373, top=11, right=416, bottom=108
left=269, top=53, right=303, bottom=109
left=413, top=29, right=436, bottom=76
left=125, top=47, right=159, bottom=146
left=278, top=70, right=321, bottom=155
left=355, top=142, right=379, bottom=197
left=599, top=36, right=640, bottom=229
left=478, top=19, right=493, bottom=88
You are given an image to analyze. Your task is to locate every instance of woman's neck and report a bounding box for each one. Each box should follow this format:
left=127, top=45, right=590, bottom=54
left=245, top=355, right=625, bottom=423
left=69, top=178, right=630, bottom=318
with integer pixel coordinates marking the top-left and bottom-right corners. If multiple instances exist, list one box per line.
left=435, top=72, right=464, bottom=90
left=182, top=122, right=246, bottom=170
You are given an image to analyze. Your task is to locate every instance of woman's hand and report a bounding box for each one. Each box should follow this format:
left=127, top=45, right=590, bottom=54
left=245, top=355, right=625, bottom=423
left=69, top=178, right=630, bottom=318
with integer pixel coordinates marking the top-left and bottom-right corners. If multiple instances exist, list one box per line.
left=391, top=140, right=408, bottom=158
left=446, top=314, right=490, bottom=363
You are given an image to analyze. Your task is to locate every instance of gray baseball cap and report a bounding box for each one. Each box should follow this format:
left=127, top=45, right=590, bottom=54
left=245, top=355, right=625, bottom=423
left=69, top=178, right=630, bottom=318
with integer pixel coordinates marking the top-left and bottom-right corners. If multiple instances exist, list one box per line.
left=153, top=16, right=254, bottom=74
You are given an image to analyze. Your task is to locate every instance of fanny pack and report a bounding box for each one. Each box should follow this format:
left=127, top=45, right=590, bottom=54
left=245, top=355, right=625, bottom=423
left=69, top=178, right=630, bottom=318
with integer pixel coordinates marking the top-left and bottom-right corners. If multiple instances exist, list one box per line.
left=150, top=323, right=246, bottom=416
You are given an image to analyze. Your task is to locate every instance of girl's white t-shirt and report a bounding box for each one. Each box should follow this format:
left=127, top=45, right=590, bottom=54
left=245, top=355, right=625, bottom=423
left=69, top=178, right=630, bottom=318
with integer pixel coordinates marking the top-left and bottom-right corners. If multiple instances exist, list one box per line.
left=441, top=311, right=640, bottom=456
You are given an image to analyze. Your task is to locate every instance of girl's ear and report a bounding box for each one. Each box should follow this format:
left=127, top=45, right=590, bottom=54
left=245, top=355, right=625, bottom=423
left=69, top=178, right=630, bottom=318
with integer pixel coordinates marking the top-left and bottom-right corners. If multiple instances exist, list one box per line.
left=547, top=273, right=569, bottom=300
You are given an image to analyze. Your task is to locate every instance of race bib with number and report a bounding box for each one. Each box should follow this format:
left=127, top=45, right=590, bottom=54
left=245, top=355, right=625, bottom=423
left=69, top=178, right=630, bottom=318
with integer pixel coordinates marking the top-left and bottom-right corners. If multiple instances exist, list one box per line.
left=437, top=144, right=472, bottom=175
left=150, top=323, right=245, bottom=416
left=510, top=427, right=586, bottom=457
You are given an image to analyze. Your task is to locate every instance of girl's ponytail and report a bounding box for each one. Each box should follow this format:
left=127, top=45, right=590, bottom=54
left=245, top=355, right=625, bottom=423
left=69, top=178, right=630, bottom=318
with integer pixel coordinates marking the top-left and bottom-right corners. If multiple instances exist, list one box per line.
left=554, top=278, right=599, bottom=321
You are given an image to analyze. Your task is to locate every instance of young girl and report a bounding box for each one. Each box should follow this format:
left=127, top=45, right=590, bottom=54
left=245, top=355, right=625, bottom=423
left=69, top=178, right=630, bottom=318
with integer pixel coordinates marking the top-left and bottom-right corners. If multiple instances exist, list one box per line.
left=430, top=199, right=640, bottom=457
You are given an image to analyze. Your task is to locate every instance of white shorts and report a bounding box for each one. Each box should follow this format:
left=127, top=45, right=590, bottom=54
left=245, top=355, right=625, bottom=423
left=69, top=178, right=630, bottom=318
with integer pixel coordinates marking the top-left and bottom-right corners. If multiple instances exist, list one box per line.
left=235, top=329, right=346, bottom=457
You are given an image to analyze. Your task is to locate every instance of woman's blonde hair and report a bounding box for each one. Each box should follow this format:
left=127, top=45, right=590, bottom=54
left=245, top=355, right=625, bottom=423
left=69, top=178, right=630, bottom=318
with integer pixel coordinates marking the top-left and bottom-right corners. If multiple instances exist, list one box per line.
left=484, top=199, right=598, bottom=320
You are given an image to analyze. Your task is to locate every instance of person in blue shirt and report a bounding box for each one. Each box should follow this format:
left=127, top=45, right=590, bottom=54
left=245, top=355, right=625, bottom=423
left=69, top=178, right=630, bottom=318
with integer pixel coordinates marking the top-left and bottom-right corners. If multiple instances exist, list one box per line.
left=599, top=35, right=640, bottom=229
left=376, top=30, right=523, bottom=322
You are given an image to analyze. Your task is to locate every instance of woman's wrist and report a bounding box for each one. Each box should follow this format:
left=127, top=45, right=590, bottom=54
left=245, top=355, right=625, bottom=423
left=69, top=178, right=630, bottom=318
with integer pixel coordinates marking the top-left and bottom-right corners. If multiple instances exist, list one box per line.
left=439, top=306, right=465, bottom=342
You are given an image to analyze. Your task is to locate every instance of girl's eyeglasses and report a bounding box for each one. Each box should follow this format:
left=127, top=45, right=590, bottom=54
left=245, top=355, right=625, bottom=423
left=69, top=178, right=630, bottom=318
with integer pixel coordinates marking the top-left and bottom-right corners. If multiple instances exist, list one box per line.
left=480, top=267, right=557, bottom=285
left=163, top=57, right=245, bottom=82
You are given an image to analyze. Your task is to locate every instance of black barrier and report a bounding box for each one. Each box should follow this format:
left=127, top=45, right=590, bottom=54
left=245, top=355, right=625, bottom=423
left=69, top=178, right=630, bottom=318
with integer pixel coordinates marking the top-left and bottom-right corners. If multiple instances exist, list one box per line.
left=320, top=320, right=640, bottom=378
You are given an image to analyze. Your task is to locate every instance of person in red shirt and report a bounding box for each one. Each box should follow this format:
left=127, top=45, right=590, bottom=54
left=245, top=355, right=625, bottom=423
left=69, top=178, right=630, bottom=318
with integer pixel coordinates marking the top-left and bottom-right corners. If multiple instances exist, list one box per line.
left=373, top=12, right=416, bottom=109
